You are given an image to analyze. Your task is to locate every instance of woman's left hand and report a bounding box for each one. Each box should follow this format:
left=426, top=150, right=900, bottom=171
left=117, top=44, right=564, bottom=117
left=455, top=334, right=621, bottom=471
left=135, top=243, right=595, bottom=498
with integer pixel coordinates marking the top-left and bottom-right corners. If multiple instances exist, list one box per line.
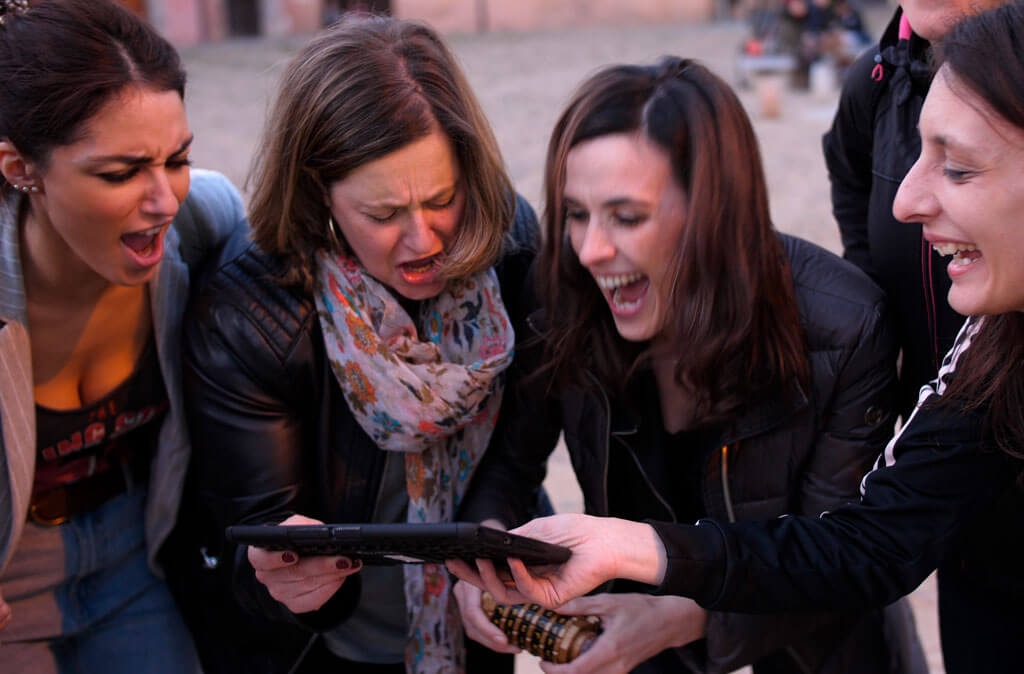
left=0, top=587, right=11, bottom=634
left=248, top=514, right=363, bottom=614
left=537, top=593, right=707, bottom=674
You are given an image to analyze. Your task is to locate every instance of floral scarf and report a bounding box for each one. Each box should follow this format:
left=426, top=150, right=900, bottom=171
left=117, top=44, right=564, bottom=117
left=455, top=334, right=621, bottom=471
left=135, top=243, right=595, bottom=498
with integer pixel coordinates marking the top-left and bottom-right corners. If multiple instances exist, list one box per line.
left=315, top=250, right=514, bottom=673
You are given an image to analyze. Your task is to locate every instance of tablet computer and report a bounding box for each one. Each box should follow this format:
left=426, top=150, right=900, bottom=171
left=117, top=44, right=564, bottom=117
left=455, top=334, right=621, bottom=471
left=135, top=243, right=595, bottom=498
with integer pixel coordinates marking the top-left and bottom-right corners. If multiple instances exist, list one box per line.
left=225, top=522, right=571, bottom=567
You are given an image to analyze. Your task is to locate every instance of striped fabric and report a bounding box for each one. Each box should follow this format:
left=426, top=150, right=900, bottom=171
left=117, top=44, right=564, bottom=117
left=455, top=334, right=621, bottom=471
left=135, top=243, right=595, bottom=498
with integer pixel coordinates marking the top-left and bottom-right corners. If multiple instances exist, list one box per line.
left=860, top=316, right=979, bottom=495
left=0, top=193, right=35, bottom=574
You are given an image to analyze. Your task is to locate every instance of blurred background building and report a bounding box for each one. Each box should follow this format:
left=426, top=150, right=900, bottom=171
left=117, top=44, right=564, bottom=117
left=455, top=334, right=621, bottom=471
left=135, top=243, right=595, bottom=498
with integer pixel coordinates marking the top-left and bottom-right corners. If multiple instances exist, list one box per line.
left=117, top=0, right=716, bottom=45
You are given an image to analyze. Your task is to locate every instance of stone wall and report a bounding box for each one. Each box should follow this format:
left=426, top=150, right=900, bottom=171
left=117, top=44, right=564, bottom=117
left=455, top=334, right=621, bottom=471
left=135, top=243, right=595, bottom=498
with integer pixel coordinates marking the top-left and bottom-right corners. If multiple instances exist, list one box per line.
left=146, top=0, right=715, bottom=45
left=393, top=0, right=715, bottom=33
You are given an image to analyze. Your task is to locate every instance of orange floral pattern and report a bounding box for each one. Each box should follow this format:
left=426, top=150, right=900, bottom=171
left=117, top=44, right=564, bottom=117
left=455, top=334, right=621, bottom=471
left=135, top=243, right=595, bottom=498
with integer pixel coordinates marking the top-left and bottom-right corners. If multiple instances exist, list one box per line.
left=314, top=250, right=514, bottom=673
left=340, top=361, right=376, bottom=414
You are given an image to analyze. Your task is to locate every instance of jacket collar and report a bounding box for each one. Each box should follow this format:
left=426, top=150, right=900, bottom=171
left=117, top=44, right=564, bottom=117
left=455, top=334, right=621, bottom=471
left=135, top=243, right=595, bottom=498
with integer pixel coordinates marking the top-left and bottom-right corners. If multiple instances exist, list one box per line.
left=149, top=225, right=186, bottom=380
left=879, top=8, right=930, bottom=59
left=878, top=7, right=933, bottom=100
left=0, top=192, right=28, bottom=326
left=0, top=318, right=34, bottom=573
left=609, top=374, right=809, bottom=445
left=528, top=310, right=811, bottom=442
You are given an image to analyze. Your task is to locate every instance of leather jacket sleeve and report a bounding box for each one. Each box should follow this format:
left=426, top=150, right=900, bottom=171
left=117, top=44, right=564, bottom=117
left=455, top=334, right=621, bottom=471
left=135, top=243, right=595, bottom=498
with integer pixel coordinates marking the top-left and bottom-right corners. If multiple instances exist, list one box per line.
left=698, top=278, right=902, bottom=672
left=651, top=331, right=1001, bottom=614
left=183, top=252, right=361, bottom=633
left=823, top=48, right=881, bottom=277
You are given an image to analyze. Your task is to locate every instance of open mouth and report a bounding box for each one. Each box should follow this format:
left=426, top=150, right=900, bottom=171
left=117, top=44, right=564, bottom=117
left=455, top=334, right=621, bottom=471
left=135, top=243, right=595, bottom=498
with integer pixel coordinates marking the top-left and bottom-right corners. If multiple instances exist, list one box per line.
left=121, top=225, right=163, bottom=257
left=596, top=272, right=650, bottom=312
left=120, top=224, right=166, bottom=267
left=398, top=253, right=443, bottom=284
left=933, top=242, right=981, bottom=269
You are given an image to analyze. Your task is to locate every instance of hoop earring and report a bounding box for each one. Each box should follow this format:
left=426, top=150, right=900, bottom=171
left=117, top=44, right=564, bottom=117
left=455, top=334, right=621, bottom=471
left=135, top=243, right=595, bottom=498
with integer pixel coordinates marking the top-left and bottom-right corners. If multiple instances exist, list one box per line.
left=327, top=216, right=343, bottom=250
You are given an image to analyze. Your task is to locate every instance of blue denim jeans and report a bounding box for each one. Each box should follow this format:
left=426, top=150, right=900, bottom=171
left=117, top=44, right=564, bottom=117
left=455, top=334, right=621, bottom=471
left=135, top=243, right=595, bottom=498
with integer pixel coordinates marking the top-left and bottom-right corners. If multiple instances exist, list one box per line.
left=1, top=487, right=199, bottom=674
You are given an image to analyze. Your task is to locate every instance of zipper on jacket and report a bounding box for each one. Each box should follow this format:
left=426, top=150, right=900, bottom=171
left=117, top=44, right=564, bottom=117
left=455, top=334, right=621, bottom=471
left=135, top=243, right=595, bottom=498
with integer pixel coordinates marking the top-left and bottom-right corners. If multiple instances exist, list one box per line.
left=584, top=370, right=613, bottom=517
left=720, top=444, right=737, bottom=523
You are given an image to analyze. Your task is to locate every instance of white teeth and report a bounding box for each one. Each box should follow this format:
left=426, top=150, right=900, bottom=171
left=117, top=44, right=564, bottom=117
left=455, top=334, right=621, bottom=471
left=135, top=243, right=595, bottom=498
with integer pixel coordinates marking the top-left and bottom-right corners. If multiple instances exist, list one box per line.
left=611, top=291, right=642, bottom=311
left=933, top=242, right=977, bottom=256
left=405, top=258, right=435, bottom=272
left=130, top=225, right=163, bottom=237
left=595, top=272, right=644, bottom=290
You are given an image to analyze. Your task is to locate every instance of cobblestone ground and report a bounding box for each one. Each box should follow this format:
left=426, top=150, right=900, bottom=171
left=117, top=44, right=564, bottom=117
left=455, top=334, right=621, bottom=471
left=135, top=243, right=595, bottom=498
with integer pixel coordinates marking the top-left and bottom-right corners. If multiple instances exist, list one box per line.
left=180, top=12, right=943, bottom=673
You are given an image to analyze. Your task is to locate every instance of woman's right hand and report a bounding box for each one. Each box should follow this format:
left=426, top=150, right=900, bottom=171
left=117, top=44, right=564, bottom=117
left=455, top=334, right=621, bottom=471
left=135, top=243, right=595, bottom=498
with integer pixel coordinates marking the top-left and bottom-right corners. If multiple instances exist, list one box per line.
left=247, top=514, right=363, bottom=614
left=453, top=579, right=522, bottom=654
left=449, top=514, right=667, bottom=610
left=452, top=519, right=521, bottom=654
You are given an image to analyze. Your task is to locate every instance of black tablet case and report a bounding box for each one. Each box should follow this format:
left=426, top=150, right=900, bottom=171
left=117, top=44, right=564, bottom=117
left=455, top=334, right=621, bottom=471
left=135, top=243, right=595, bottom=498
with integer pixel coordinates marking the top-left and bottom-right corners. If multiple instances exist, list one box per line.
left=225, top=522, right=571, bottom=566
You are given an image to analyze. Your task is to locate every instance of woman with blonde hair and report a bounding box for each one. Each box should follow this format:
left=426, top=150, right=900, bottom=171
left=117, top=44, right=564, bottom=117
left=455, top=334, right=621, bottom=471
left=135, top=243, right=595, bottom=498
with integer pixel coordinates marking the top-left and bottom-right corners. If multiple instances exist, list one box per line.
left=174, top=13, right=538, bottom=674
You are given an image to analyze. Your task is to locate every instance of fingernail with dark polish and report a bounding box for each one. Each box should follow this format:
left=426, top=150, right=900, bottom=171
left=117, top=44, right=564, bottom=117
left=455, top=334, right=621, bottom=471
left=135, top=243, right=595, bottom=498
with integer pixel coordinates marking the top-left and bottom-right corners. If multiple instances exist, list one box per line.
left=282, top=552, right=297, bottom=564
left=336, top=558, right=352, bottom=570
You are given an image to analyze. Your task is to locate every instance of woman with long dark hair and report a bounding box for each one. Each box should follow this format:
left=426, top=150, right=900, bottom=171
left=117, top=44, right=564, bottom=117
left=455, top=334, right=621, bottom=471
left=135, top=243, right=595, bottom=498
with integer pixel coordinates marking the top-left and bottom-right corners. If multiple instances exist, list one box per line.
left=0, top=0, right=245, bottom=671
left=454, top=5, right=1024, bottom=671
left=452, top=58, right=920, bottom=672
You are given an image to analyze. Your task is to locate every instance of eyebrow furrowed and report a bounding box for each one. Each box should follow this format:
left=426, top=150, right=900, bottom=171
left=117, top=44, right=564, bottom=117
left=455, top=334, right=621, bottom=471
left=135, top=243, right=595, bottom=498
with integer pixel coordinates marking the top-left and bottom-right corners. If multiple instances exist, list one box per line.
left=89, top=135, right=194, bottom=165
left=364, top=185, right=456, bottom=209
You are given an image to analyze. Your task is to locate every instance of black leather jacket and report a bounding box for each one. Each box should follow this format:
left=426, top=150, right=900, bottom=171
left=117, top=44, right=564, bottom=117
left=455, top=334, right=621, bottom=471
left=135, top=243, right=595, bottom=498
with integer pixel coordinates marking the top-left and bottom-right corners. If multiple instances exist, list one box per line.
left=171, top=196, right=538, bottom=673
left=461, top=234, right=917, bottom=673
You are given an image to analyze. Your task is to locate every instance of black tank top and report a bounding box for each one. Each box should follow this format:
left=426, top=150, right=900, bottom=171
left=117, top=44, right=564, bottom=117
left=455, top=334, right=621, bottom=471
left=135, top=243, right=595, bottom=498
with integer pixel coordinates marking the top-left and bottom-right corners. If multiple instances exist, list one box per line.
left=33, top=338, right=168, bottom=495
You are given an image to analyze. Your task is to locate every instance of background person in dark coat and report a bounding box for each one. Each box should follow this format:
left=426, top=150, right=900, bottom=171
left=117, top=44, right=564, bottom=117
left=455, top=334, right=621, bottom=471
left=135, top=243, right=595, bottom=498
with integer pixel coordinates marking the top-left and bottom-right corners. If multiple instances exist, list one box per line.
left=823, top=0, right=1003, bottom=416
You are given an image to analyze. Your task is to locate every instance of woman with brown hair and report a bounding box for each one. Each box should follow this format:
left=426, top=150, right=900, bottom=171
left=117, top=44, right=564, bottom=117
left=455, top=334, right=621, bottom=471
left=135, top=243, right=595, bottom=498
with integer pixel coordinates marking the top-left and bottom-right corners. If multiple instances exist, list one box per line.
left=454, top=5, right=1024, bottom=671
left=174, top=13, right=537, bottom=674
left=452, top=58, right=920, bottom=672
left=0, top=0, right=246, bottom=671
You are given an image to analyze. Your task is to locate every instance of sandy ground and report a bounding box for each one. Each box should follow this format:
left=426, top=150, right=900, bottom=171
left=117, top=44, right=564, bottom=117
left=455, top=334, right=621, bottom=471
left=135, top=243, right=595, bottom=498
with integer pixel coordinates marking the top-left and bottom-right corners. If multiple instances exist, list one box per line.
left=180, top=10, right=944, bottom=673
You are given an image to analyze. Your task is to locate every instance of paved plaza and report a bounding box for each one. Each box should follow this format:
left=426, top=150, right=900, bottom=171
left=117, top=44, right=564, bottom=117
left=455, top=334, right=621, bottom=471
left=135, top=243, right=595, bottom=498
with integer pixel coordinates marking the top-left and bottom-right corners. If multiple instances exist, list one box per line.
left=180, top=12, right=943, bottom=672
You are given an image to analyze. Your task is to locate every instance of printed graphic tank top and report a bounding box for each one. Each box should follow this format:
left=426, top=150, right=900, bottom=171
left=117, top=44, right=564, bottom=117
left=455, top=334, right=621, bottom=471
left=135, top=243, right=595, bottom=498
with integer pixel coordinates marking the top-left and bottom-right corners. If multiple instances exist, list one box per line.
left=33, top=338, right=168, bottom=495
